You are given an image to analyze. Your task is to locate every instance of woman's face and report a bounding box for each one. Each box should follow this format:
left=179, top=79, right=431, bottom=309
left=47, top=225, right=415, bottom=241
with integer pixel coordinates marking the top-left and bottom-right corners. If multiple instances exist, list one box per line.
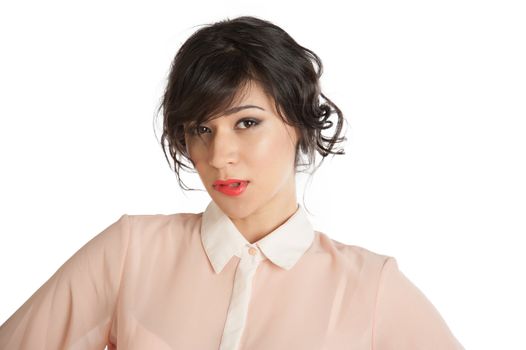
left=185, top=81, right=299, bottom=220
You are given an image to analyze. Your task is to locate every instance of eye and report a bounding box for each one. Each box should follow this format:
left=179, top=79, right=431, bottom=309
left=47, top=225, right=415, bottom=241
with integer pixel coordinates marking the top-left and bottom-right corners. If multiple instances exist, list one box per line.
left=190, top=118, right=260, bottom=135
left=237, top=118, right=260, bottom=129
left=193, top=125, right=210, bottom=135
left=184, top=122, right=210, bottom=135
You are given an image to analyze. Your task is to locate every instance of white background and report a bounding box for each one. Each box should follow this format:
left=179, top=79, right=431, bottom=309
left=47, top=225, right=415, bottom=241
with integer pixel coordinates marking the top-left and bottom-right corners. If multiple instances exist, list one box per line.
left=1, top=0, right=525, bottom=348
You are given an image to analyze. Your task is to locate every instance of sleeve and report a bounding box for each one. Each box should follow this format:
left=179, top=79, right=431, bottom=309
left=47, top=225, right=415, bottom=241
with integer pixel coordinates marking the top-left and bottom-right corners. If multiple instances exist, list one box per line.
left=0, top=214, right=130, bottom=350
left=372, top=257, right=465, bottom=350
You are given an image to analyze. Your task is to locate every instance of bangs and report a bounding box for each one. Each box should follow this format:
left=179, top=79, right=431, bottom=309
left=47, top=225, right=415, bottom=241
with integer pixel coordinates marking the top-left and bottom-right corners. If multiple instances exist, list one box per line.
left=174, top=51, right=259, bottom=130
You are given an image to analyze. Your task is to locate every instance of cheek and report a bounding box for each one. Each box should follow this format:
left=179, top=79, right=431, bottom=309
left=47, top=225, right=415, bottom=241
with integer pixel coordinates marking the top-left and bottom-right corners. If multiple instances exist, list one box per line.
left=246, top=130, right=296, bottom=174
left=186, top=141, right=206, bottom=167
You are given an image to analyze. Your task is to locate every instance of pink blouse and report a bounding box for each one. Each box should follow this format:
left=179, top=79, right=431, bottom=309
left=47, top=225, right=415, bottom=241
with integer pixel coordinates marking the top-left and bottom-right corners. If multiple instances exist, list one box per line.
left=0, top=200, right=464, bottom=349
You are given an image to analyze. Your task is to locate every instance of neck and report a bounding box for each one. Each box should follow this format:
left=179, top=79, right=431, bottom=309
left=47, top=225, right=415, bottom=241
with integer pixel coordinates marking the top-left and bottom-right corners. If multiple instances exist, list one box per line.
left=232, top=178, right=298, bottom=244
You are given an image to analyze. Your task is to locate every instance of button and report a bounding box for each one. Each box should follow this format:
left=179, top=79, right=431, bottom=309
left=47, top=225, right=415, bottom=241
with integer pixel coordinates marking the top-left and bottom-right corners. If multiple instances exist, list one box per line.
left=248, top=247, right=257, bottom=256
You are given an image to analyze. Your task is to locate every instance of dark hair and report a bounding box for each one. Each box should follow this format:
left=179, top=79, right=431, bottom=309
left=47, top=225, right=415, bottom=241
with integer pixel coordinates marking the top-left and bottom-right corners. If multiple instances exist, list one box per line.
left=155, top=15, right=347, bottom=192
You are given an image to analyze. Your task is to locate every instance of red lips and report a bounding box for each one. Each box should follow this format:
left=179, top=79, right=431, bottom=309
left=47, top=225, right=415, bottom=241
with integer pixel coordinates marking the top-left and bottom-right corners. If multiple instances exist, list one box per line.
left=213, top=179, right=248, bottom=186
left=213, top=179, right=249, bottom=197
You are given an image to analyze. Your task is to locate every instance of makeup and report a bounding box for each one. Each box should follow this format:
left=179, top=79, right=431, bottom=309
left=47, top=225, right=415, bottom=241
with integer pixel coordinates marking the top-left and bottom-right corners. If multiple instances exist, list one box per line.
left=213, top=179, right=249, bottom=196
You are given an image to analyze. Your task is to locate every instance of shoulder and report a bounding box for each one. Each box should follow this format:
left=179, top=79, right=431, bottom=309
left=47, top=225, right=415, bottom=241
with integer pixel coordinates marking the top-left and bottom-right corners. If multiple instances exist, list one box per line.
left=312, top=230, right=394, bottom=282
left=315, top=230, right=393, bottom=266
left=122, top=211, right=203, bottom=242
left=126, top=211, right=199, bottom=229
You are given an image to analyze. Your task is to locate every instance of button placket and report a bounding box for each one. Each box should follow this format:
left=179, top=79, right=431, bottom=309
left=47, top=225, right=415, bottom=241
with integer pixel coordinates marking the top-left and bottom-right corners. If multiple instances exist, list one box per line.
left=219, top=244, right=262, bottom=350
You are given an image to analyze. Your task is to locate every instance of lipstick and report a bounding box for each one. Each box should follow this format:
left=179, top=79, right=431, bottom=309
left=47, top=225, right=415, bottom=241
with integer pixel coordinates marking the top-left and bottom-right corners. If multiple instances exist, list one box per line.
left=213, top=179, right=249, bottom=196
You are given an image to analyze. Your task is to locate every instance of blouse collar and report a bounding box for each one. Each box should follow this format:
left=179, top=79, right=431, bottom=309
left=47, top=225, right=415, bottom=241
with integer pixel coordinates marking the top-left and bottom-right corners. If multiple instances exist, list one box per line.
left=200, top=199, right=315, bottom=274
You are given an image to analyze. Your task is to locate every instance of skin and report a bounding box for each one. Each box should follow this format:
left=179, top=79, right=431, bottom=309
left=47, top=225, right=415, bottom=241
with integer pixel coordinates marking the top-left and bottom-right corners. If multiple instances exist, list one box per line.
left=185, top=80, right=300, bottom=244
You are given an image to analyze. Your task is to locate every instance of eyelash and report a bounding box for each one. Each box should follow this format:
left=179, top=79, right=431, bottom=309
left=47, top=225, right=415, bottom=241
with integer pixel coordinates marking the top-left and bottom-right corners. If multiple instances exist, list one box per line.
left=191, top=118, right=261, bottom=135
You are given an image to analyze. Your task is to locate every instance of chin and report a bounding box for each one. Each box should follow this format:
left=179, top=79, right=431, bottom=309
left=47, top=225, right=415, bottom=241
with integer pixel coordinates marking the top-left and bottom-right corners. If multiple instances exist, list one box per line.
left=213, top=197, right=256, bottom=219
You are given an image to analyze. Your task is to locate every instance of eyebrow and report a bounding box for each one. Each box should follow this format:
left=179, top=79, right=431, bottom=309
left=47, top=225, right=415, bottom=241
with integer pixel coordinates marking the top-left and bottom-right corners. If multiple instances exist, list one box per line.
left=223, top=105, right=265, bottom=115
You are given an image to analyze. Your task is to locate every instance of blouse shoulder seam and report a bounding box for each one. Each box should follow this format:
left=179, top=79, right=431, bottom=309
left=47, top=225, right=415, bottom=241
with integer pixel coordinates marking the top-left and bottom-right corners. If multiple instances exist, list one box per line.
left=370, top=256, right=394, bottom=350
left=109, top=214, right=132, bottom=337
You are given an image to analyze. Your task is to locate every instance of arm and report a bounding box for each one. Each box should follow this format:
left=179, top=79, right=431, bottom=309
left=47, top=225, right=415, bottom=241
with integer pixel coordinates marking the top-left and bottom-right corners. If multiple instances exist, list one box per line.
left=372, top=257, right=465, bottom=350
left=0, top=214, right=130, bottom=350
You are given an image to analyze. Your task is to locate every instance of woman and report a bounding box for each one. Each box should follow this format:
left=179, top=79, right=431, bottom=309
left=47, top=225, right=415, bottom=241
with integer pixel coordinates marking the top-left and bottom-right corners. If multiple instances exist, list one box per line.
left=0, top=16, right=464, bottom=349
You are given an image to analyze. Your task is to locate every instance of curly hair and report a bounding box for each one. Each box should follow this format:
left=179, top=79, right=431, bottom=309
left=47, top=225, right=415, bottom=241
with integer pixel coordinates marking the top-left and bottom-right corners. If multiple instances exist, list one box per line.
left=155, top=15, right=347, bottom=192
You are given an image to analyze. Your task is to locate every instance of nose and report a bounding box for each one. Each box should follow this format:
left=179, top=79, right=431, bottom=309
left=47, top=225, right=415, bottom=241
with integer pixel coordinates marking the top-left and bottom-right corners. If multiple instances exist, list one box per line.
left=208, top=128, right=238, bottom=169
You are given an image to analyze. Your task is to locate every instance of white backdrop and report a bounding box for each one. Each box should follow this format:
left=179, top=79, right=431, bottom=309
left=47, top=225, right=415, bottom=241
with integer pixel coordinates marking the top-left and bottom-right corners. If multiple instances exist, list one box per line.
left=1, top=1, right=525, bottom=348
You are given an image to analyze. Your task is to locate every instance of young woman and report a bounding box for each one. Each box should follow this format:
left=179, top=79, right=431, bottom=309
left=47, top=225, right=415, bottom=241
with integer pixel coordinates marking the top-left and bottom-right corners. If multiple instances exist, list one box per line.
left=0, top=16, right=464, bottom=349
